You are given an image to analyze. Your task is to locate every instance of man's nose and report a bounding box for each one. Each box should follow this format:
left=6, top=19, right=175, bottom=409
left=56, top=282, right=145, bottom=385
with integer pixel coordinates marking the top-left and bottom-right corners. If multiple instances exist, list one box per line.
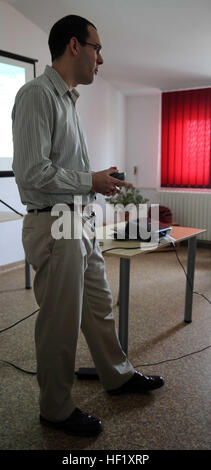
left=97, top=52, right=104, bottom=65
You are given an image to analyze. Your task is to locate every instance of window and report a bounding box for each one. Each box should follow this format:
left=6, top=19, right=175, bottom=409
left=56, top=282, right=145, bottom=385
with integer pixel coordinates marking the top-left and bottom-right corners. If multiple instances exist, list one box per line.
left=161, top=88, right=211, bottom=188
left=0, top=50, right=37, bottom=177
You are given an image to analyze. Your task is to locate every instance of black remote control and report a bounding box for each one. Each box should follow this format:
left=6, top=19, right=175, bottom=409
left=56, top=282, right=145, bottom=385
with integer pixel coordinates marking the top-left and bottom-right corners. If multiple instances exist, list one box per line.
left=110, top=172, right=126, bottom=181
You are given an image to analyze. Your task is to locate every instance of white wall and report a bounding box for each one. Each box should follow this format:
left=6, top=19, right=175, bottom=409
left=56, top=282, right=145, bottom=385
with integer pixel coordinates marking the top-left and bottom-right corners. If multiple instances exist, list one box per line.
left=78, top=80, right=125, bottom=173
left=125, top=93, right=161, bottom=203
left=0, top=1, right=126, bottom=266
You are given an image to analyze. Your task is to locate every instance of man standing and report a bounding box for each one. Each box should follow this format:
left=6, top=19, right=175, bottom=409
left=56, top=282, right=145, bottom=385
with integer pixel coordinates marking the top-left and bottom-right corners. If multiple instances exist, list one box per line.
left=12, top=15, right=164, bottom=437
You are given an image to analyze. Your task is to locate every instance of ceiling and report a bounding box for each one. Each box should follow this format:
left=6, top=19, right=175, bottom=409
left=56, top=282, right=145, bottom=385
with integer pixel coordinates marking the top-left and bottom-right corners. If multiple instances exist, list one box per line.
left=4, top=0, right=211, bottom=94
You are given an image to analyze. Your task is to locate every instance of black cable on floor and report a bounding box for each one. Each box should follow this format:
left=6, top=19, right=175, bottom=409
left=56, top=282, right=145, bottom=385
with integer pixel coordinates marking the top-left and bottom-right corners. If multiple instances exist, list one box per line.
left=0, top=308, right=39, bottom=334
left=0, top=309, right=39, bottom=374
left=0, top=360, right=37, bottom=375
left=1, top=343, right=211, bottom=376
left=134, top=344, right=211, bottom=368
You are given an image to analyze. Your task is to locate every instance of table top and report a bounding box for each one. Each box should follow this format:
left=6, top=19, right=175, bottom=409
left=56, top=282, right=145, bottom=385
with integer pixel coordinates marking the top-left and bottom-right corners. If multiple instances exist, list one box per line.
left=0, top=213, right=205, bottom=258
left=0, top=211, right=23, bottom=222
left=96, top=224, right=206, bottom=259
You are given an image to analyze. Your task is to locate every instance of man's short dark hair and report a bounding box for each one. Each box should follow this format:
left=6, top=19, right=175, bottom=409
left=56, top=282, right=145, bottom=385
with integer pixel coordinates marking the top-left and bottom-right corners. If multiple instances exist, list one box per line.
left=48, top=15, right=97, bottom=62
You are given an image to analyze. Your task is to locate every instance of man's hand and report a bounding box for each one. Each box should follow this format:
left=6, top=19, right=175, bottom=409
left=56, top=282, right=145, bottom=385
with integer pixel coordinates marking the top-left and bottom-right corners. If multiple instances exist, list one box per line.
left=91, top=167, right=133, bottom=196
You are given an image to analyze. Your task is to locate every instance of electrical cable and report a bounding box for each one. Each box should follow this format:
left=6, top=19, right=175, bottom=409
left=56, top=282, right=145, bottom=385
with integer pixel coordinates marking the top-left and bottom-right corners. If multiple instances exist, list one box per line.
left=134, top=344, right=211, bottom=368
left=102, top=246, right=141, bottom=253
left=0, top=360, right=37, bottom=375
left=102, top=240, right=211, bottom=304
left=0, top=199, right=24, bottom=217
left=0, top=308, right=39, bottom=375
left=0, top=308, right=39, bottom=334
left=104, top=239, right=211, bottom=370
left=0, top=199, right=34, bottom=373
left=133, top=242, right=211, bottom=368
left=171, top=242, right=211, bottom=304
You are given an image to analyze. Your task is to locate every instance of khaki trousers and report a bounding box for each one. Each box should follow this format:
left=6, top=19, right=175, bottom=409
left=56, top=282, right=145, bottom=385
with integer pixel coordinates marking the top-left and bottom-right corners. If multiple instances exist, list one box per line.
left=22, top=211, right=134, bottom=421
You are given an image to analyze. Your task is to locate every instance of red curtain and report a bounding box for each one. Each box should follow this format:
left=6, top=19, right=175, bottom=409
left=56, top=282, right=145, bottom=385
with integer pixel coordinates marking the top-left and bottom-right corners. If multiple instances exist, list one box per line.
left=161, top=88, right=211, bottom=187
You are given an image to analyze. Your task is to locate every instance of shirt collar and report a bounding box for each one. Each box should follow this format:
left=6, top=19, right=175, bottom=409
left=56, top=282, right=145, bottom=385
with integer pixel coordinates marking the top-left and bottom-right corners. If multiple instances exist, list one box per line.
left=44, top=65, right=80, bottom=103
left=69, top=88, right=80, bottom=105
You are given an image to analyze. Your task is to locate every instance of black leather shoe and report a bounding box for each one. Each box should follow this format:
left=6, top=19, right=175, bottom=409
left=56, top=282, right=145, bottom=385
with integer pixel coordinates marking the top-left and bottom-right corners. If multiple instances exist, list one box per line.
left=40, top=407, right=103, bottom=436
left=107, top=371, right=164, bottom=395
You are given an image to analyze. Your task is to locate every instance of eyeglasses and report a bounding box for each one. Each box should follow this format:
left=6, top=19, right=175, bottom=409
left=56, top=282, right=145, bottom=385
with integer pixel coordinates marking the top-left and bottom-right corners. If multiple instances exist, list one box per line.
left=78, top=41, right=102, bottom=56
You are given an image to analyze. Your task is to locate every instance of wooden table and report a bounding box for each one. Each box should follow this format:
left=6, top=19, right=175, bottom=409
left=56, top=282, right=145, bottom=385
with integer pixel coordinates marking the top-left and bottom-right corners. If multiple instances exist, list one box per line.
left=97, top=224, right=206, bottom=355
left=0, top=211, right=32, bottom=289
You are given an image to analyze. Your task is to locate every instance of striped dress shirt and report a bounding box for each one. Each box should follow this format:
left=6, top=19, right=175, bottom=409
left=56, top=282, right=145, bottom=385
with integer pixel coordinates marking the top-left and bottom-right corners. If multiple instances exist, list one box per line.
left=12, top=65, right=95, bottom=211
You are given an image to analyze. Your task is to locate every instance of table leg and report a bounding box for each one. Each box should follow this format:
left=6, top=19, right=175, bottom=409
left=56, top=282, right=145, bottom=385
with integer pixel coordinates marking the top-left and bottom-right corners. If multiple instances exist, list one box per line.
left=25, top=258, right=32, bottom=289
left=118, top=258, right=131, bottom=355
left=184, top=236, right=197, bottom=323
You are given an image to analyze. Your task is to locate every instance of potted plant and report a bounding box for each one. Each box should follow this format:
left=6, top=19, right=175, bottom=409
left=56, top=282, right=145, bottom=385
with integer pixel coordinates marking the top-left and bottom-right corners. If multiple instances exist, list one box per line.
left=105, top=187, right=149, bottom=221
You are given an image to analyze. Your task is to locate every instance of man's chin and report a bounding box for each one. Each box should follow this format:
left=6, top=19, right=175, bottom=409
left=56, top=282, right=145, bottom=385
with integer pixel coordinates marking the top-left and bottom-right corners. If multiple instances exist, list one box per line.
left=81, top=76, right=95, bottom=85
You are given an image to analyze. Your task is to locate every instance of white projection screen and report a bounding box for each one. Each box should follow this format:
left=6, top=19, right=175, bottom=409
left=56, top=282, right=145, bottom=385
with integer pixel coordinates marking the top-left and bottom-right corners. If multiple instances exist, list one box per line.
left=0, top=51, right=37, bottom=176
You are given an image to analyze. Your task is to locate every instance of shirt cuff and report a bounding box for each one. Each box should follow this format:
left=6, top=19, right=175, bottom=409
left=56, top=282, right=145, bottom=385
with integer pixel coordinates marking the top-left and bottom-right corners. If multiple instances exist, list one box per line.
left=79, top=171, right=93, bottom=194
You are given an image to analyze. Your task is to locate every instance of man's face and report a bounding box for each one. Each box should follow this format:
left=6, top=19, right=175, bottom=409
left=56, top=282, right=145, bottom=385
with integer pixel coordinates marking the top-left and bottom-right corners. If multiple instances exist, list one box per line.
left=76, top=25, right=103, bottom=85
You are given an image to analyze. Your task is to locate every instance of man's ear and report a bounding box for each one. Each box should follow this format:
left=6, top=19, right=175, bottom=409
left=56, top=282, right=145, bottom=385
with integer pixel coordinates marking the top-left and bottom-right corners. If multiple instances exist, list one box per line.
left=68, top=37, right=80, bottom=56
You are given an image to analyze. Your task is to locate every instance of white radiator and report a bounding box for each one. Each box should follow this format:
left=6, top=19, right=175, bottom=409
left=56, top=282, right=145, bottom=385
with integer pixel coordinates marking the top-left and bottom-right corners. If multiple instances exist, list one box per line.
left=158, top=191, right=211, bottom=241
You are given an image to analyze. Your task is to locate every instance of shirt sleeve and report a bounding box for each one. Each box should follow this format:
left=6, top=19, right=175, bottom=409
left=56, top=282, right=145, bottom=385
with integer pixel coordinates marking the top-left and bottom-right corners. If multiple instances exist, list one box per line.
left=12, top=85, right=92, bottom=195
